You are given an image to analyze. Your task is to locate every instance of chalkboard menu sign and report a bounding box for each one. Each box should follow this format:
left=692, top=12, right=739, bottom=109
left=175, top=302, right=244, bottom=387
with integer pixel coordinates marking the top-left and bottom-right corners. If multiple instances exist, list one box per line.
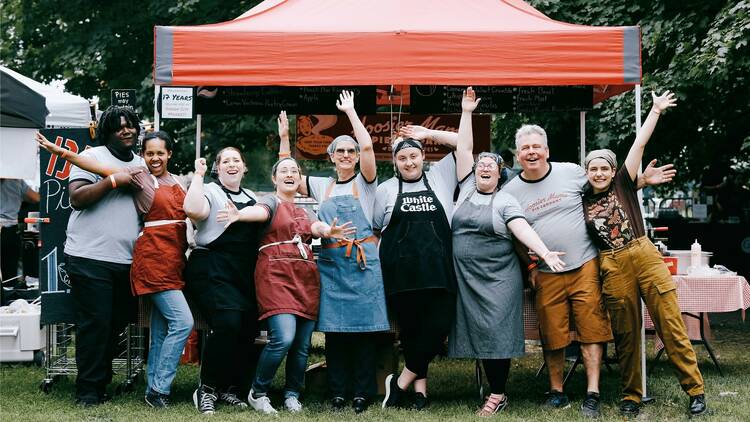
left=38, top=128, right=96, bottom=323
left=195, top=86, right=377, bottom=115
left=410, top=86, right=593, bottom=114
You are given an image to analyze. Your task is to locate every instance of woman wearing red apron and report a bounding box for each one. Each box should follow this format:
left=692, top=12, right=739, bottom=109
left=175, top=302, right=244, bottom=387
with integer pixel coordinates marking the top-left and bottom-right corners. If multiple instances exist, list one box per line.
left=216, top=157, right=354, bottom=415
left=36, top=131, right=194, bottom=408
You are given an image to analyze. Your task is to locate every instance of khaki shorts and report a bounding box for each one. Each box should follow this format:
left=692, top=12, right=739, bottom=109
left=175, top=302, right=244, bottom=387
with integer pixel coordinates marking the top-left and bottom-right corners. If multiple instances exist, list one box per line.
left=534, top=257, right=613, bottom=350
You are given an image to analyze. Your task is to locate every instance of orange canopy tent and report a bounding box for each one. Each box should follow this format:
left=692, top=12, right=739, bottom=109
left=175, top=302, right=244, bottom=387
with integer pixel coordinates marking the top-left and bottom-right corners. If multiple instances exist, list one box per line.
left=153, top=0, right=641, bottom=103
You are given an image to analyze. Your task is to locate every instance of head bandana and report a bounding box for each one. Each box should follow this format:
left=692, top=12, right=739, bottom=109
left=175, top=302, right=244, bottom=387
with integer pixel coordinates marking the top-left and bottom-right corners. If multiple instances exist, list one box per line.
left=392, top=138, right=423, bottom=157
left=585, top=149, right=618, bottom=170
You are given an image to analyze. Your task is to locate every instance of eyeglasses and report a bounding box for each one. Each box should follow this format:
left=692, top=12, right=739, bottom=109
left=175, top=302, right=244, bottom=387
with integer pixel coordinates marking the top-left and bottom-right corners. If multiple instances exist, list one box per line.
left=277, top=168, right=300, bottom=176
left=476, top=162, right=498, bottom=171
left=335, top=148, right=357, bottom=156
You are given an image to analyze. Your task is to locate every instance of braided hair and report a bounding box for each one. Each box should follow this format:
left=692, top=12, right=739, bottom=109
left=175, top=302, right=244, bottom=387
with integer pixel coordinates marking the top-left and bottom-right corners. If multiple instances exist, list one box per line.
left=96, top=106, right=140, bottom=143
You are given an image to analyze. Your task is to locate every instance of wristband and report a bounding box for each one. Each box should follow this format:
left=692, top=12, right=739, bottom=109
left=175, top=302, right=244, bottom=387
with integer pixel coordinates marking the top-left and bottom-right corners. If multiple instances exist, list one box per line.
left=650, top=109, right=661, bottom=115
left=110, top=174, right=117, bottom=189
left=527, top=262, right=538, bottom=271
left=278, top=152, right=291, bottom=158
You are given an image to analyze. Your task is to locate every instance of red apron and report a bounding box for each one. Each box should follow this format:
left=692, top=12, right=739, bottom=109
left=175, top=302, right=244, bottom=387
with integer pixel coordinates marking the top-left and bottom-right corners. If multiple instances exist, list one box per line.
left=255, top=198, right=320, bottom=321
left=130, top=174, right=188, bottom=295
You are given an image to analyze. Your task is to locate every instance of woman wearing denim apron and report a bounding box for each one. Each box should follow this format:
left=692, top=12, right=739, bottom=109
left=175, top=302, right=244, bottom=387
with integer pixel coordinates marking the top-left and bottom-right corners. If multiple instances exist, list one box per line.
left=277, top=91, right=389, bottom=413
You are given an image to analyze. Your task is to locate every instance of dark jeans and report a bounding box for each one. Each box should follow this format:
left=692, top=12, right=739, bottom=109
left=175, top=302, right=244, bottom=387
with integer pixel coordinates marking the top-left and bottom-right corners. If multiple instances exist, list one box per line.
left=200, top=308, right=261, bottom=394
left=1, top=225, right=20, bottom=281
left=390, top=289, right=455, bottom=379
left=325, top=332, right=378, bottom=399
left=482, top=358, right=511, bottom=394
left=67, top=255, right=136, bottom=402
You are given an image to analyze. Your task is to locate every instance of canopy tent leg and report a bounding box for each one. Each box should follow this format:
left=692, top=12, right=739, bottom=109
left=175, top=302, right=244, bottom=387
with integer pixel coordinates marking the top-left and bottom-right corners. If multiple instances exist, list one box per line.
left=579, top=111, right=587, bottom=166
left=195, top=114, right=202, bottom=160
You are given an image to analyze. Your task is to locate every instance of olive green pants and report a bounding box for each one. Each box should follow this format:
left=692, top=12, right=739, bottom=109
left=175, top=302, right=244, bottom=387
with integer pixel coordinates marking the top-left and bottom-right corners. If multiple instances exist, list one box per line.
left=600, top=236, right=704, bottom=403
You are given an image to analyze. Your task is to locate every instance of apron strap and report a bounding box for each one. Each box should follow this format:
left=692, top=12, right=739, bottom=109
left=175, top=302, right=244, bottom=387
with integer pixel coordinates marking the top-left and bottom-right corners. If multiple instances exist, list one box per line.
left=322, top=235, right=378, bottom=270
left=258, top=234, right=309, bottom=259
left=324, top=177, right=360, bottom=201
left=150, top=174, right=159, bottom=189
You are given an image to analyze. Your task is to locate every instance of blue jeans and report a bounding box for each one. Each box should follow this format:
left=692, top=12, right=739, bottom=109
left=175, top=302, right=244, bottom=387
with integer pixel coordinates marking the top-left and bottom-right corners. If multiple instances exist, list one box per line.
left=146, top=290, right=194, bottom=395
left=252, top=314, right=315, bottom=398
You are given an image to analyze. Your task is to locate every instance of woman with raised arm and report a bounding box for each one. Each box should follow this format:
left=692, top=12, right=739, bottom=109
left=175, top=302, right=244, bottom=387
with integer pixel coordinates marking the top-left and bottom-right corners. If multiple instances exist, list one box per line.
left=373, top=94, right=461, bottom=412
left=182, top=148, right=264, bottom=415
left=37, top=130, right=193, bottom=409
left=582, top=91, right=706, bottom=418
left=448, top=88, right=566, bottom=416
left=278, top=90, right=389, bottom=413
left=215, top=156, right=354, bottom=415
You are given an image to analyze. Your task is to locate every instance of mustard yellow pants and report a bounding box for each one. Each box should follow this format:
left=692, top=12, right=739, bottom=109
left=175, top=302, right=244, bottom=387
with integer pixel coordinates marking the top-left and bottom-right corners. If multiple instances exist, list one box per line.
left=600, top=236, right=704, bottom=403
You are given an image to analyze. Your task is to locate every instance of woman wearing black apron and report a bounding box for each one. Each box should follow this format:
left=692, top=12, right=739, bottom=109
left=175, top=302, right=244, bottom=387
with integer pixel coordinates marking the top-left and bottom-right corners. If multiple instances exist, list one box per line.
left=373, top=117, right=462, bottom=410
left=183, top=148, right=262, bottom=415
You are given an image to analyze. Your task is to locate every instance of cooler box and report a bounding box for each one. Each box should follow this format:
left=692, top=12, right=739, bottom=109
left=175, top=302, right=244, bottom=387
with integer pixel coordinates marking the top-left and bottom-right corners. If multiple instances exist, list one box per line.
left=0, top=310, right=46, bottom=362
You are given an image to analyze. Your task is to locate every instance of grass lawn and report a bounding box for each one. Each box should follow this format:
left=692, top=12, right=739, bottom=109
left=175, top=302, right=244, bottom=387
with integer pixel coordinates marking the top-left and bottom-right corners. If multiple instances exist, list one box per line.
left=1, top=312, right=748, bottom=421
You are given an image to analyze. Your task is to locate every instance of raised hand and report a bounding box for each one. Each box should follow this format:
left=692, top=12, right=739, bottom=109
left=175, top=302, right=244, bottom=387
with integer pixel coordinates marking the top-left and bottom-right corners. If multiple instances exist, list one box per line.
left=399, top=125, right=430, bottom=141
left=643, top=159, right=676, bottom=185
left=336, top=90, right=355, bottom=112
left=194, top=158, right=208, bottom=177
left=461, top=86, right=481, bottom=112
left=216, top=200, right=240, bottom=228
left=326, top=217, right=356, bottom=239
left=652, top=90, right=677, bottom=113
left=278, top=110, right=289, bottom=141
left=35, top=132, right=67, bottom=156
left=542, top=251, right=566, bottom=272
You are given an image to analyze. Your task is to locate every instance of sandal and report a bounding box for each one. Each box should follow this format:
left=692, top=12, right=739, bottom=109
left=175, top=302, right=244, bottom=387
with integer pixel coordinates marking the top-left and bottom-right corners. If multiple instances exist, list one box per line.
left=476, top=393, right=508, bottom=417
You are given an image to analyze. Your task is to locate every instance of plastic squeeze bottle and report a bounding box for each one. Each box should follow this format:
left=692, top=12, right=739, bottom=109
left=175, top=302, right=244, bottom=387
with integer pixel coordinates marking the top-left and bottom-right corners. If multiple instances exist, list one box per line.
left=690, top=239, right=702, bottom=269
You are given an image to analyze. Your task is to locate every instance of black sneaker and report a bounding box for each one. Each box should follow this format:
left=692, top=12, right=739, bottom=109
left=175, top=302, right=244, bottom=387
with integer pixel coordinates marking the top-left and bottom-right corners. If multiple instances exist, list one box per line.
left=543, top=390, right=571, bottom=409
left=75, top=395, right=100, bottom=407
left=381, top=374, right=404, bottom=408
left=352, top=396, right=368, bottom=414
left=193, top=384, right=217, bottom=415
left=145, top=391, right=170, bottom=408
left=412, top=392, right=429, bottom=411
left=219, top=386, right=248, bottom=408
left=689, top=394, right=707, bottom=416
left=331, top=396, right=346, bottom=411
left=619, top=399, right=640, bottom=418
left=580, top=391, right=601, bottom=418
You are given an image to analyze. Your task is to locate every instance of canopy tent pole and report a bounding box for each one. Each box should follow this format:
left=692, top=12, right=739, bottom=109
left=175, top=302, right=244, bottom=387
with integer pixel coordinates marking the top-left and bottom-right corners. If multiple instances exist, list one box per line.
left=195, top=114, right=202, bottom=160
left=154, top=85, right=161, bottom=131
left=634, top=84, right=653, bottom=402
left=579, top=111, right=587, bottom=166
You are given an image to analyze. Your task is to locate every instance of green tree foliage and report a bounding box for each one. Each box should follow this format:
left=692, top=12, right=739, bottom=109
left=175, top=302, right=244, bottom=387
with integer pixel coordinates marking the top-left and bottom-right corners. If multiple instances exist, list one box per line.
left=2, top=1, right=747, bottom=191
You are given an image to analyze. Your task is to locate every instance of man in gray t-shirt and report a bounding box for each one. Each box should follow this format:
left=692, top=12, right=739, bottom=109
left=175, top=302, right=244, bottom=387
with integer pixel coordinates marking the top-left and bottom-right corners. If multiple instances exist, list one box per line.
left=64, top=106, right=145, bottom=406
left=1, top=178, right=39, bottom=281
left=503, top=124, right=613, bottom=415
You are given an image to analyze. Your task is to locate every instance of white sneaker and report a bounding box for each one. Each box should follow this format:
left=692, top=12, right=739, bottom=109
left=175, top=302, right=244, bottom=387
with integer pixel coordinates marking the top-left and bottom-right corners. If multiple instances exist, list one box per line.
left=284, top=396, right=303, bottom=413
left=247, top=389, right=278, bottom=415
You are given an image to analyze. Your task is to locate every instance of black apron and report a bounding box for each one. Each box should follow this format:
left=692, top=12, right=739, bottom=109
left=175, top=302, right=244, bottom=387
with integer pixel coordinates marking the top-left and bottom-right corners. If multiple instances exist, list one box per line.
left=185, top=186, right=261, bottom=312
left=379, top=175, right=456, bottom=296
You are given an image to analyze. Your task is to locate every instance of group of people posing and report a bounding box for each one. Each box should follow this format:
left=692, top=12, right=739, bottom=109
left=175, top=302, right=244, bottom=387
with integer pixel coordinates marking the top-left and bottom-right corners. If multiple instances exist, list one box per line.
left=36, top=87, right=707, bottom=418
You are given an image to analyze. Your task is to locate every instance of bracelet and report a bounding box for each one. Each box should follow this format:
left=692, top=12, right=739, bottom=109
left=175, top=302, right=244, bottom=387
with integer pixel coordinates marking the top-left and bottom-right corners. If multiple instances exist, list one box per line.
left=650, top=109, right=661, bottom=115
left=278, top=152, right=291, bottom=158
left=109, top=174, right=117, bottom=189
left=527, top=262, right=538, bottom=271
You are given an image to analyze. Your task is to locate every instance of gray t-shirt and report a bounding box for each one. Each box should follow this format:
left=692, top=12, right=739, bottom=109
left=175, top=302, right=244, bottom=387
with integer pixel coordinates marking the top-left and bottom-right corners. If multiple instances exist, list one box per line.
left=194, top=182, right=257, bottom=247
left=373, top=153, right=457, bottom=231
left=0, top=179, right=30, bottom=226
left=64, top=147, right=145, bottom=264
left=456, top=175, right=525, bottom=238
left=307, top=173, right=377, bottom=224
left=502, top=162, right=597, bottom=272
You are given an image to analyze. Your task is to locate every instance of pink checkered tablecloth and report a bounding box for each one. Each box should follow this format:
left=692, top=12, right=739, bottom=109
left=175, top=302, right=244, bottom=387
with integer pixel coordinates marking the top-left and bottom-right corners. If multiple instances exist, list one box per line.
left=644, top=275, right=750, bottom=328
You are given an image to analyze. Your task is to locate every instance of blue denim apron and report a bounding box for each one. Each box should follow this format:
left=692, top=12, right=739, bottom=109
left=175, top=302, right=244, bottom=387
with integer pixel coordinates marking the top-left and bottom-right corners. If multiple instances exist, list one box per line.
left=316, top=180, right=390, bottom=332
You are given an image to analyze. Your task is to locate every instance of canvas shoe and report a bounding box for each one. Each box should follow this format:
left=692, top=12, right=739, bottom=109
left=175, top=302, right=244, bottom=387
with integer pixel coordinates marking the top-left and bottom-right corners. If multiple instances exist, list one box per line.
left=193, top=384, right=217, bottom=415
left=543, top=390, right=571, bottom=409
left=284, top=396, right=303, bottom=413
left=219, top=386, right=248, bottom=408
left=248, top=389, right=278, bottom=415
left=145, top=390, right=170, bottom=408
left=381, top=374, right=405, bottom=408
left=580, top=391, right=601, bottom=418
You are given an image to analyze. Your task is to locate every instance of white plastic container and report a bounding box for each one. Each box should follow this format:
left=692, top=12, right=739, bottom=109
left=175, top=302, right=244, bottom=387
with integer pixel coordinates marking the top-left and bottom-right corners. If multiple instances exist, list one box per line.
left=669, top=250, right=712, bottom=275
left=690, top=239, right=702, bottom=269
left=0, top=309, right=46, bottom=363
